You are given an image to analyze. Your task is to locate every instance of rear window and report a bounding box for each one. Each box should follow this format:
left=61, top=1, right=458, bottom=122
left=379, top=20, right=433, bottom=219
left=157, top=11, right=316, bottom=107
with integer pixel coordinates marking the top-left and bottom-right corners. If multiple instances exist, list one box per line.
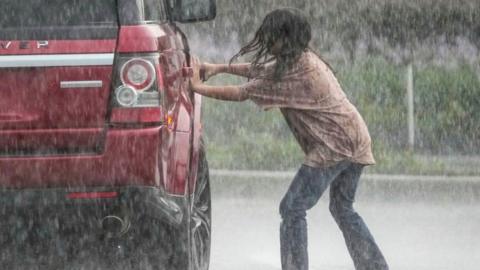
left=144, top=0, right=168, bottom=22
left=0, top=0, right=118, bottom=28
left=117, top=0, right=167, bottom=25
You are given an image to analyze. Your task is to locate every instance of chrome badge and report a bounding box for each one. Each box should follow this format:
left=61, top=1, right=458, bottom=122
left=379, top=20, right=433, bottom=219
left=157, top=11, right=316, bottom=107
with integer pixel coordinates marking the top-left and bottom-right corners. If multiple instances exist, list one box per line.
left=0, top=41, right=49, bottom=49
left=0, top=41, right=12, bottom=49
left=37, top=41, right=49, bottom=49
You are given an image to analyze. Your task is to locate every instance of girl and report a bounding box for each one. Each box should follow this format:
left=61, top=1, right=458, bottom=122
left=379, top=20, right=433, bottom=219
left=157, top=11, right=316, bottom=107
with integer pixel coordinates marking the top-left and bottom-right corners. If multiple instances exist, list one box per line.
left=190, top=8, right=389, bottom=270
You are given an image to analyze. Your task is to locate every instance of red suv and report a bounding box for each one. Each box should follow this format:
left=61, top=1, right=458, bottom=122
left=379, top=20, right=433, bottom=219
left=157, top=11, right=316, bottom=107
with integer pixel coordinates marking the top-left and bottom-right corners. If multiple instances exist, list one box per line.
left=0, top=0, right=215, bottom=269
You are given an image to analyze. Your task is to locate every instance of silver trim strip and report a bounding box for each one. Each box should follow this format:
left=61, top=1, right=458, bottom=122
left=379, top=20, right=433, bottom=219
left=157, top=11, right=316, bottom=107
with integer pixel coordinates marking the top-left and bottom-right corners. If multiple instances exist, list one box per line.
left=0, top=53, right=114, bottom=68
left=60, top=80, right=103, bottom=89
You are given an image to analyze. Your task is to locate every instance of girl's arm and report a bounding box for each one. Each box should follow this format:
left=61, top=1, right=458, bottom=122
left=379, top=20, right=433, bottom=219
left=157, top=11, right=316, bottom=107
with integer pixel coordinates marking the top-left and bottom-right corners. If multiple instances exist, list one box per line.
left=191, top=57, right=248, bottom=101
left=202, top=63, right=252, bottom=79
left=192, top=84, right=248, bottom=101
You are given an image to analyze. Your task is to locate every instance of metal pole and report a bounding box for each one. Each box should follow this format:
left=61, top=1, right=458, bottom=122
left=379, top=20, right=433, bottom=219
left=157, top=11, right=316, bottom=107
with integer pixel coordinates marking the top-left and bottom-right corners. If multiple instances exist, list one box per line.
left=407, top=63, right=415, bottom=150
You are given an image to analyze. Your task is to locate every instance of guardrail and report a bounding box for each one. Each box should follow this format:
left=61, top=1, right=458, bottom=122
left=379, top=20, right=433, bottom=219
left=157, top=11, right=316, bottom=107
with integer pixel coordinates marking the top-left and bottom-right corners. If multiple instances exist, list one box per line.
left=209, top=170, right=480, bottom=202
left=211, top=169, right=480, bottom=182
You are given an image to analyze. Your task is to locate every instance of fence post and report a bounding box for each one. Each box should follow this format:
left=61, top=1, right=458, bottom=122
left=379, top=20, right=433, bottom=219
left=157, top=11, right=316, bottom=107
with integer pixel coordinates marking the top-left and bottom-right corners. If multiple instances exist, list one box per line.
left=407, top=63, right=415, bottom=150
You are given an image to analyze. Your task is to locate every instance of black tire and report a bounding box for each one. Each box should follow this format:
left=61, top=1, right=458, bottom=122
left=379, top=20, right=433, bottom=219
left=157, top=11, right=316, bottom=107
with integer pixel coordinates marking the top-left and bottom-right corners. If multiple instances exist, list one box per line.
left=189, top=141, right=211, bottom=270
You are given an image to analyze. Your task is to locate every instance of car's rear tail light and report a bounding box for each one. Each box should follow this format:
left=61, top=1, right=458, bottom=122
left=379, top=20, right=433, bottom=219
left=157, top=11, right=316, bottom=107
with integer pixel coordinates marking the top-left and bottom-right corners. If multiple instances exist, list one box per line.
left=120, top=58, right=156, bottom=91
left=115, top=85, right=139, bottom=107
left=113, top=54, right=162, bottom=108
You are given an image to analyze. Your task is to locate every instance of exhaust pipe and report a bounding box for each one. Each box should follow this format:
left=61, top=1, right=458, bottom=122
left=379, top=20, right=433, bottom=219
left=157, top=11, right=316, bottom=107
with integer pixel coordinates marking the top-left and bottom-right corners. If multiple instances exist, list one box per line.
left=100, top=215, right=130, bottom=238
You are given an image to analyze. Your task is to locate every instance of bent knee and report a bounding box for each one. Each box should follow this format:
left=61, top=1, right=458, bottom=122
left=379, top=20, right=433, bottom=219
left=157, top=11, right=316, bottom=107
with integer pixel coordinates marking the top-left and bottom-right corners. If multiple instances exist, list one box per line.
left=329, top=201, right=356, bottom=220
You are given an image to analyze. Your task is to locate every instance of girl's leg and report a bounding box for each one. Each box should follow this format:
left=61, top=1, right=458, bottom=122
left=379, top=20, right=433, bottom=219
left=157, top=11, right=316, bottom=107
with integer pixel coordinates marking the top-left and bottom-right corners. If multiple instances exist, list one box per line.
left=329, top=163, right=389, bottom=270
left=279, top=162, right=349, bottom=270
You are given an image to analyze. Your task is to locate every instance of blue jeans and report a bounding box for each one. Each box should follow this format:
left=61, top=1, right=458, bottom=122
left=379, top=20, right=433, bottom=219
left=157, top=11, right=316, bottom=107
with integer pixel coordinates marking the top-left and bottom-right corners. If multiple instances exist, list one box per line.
left=279, top=161, right=389, bottom=270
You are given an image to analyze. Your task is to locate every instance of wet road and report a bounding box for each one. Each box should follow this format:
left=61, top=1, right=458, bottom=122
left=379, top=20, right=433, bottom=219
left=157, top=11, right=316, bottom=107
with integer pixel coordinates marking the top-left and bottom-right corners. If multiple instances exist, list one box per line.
left=209, top=176, right=480, bottom=270
left=5, top=174, right=479, bottom=270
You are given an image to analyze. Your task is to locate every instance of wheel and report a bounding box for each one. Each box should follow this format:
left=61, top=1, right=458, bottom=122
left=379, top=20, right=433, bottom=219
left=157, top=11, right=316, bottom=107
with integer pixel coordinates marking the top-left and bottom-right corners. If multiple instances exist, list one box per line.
left=189, top=141, right=211, bottom=270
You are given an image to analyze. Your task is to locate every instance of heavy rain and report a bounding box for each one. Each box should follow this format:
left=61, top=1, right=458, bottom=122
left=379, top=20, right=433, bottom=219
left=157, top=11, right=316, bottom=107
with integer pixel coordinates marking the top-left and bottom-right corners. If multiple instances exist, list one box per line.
left=0, top=0, right=479, bottom=270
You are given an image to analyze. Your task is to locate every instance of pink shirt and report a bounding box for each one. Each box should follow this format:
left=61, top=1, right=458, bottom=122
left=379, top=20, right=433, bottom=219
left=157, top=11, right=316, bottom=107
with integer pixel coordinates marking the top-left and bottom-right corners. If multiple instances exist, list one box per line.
left=240, top=51, right=375, bottom=167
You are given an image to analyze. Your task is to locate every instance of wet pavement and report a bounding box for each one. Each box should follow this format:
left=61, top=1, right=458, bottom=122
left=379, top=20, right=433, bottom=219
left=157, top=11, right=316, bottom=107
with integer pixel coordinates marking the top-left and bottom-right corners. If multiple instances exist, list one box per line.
left=3, top=174, right=479, bottom=270
left=210, top=176, right=480, bottom=270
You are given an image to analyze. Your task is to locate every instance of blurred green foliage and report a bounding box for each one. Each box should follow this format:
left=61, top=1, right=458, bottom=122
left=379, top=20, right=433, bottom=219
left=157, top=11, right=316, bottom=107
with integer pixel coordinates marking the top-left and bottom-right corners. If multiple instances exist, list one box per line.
left=414, top=65, right=480, bottom=152
left=364, top=0, right=480, bottom=49
left=183, top=0, right=480, bottom=63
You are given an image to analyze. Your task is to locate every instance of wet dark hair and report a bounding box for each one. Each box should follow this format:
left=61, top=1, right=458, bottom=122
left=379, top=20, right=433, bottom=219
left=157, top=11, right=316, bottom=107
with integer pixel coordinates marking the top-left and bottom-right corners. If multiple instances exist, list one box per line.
left=231, top=8, right=312, bottom=79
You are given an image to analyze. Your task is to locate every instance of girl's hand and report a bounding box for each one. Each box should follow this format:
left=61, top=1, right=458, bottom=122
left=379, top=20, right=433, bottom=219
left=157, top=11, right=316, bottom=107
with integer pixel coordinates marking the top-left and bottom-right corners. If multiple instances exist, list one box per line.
left=190, top=56, right=203, bottom=91
left=200, top=62, right=220, bottom=81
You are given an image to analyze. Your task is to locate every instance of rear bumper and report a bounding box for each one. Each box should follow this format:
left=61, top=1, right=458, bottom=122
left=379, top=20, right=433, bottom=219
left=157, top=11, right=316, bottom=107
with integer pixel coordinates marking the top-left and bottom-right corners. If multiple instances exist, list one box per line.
left=0, top=185, right=191, bottom=269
